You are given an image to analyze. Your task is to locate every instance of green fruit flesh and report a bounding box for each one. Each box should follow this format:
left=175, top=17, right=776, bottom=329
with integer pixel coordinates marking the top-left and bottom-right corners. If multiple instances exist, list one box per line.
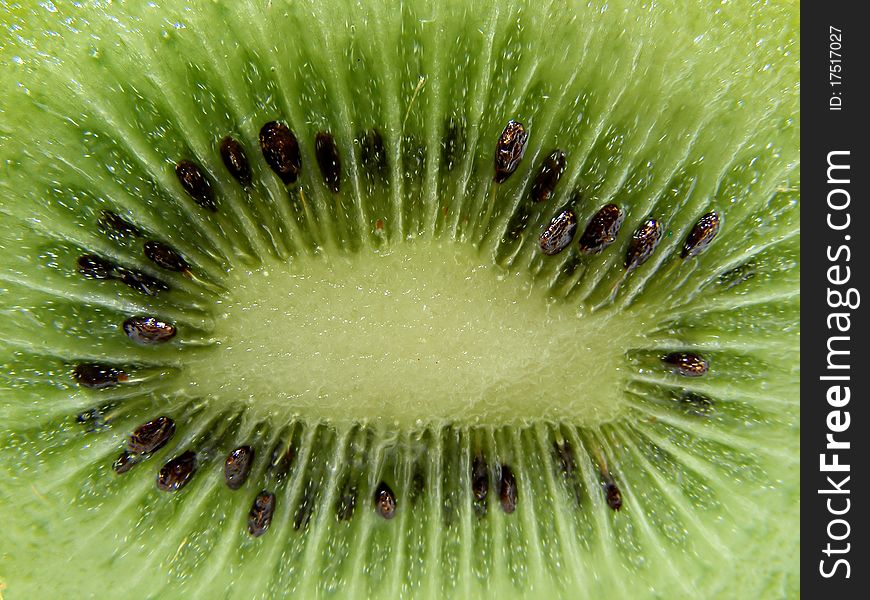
left=0, top=0, right=798, bottom=598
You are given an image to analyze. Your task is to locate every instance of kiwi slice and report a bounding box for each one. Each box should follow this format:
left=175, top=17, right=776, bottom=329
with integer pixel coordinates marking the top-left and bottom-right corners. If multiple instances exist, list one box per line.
left=0, top=0, right=799, bottom=597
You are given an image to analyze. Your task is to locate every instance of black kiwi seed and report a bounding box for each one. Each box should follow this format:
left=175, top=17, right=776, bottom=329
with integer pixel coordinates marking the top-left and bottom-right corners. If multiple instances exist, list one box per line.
left=224, top=445, right=254, bottom=490
left=493, top=120, right=529, bottom=184
left=578, top=204, right=624, bottom=255
left=498, top=464, right=518, bottom=514
left=335, top=477, right=358, bottom=521
left=143, top=240, right=190, bottom=273
left=681, top=211, right=720, bottom=259
left=122, top=316, right=177, bottom=345
left=539, top=208, right=577, bottom=256
left=259, top=121, right=302, bottom=185
left=441, top=116, right=466, bottom=172
left=175, top=159, right=217, bottom=212
left=156, top=450, right=197, bottom=492
left=471, top=454, right=489, bottom=516
left=98, top=210, right=143, bottom=239
left=116, top=267, right=169, bottom=296
left=72, top=363, right=128, bottom=389
left=359, top=128, right=388, bottom=181
left=128, top=416, right=176, bottom=455
left=248, top=491, right=276, bottom=537
left=76, top=254, right=117, bottom=280
left=77, top=254, right=169, bottom=296
left=373, top=481, right=397, bottom=520
left=603, top=476, right=622, bottom=511
left=624, top=218, right=663, bottom=271
left=314, top=131, right=341, bottom=193
left=530, top=149, right=566, bottom=203
left=218, top=136, right=252, bottom=187
left=112, top=451, right=138, bottom=474
left=662, top=352, right=709, bottom=377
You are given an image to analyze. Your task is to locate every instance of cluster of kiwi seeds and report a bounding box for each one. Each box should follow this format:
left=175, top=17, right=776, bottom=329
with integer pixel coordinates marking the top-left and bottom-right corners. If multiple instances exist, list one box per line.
left=76, top=117, right=722, bottom=530
left=0, top=1, right=799, bottom=598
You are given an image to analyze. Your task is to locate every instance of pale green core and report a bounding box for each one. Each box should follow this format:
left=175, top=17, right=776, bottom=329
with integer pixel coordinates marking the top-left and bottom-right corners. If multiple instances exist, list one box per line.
left=182, top=241, right=646, bottom=427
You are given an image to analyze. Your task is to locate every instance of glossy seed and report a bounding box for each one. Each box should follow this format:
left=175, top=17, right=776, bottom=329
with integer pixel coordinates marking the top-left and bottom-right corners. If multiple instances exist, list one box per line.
left=471, top=454, right=489, bottom=516
left=359, top=128, right=388, bottom=180
left=471, top=455, right=489, bottom=502
left=539, top=208, right=577, bottom=256
left=374, top=481, right=397, bottom=520
left=219, top=136, right=251, bottom=186
left=123, top=316, right=177, bottom=345
left=625, top=218, right=663, bottom=271
left=442, top=116, right=465, bottom=172
left=260, top=121, right=301, bottom=184
left=248, top=490, right=276, bottom=537
left=224, top=446, right=254, bottom=490
left=493, top=120, right=529, bottom=184
left=156, top=450, right=197, bottom=492
left=128, top=416, right=176, bottom=454
left=498, top=464, right=518, bottom=514
left=663, top=352, right=709, bottom=377
left=98, top=210, right=143, bottom=239
left=530, top=150, right=566, bottom=203
left=681, top=211, right=720, bottom=259
left=144, top=241, right=190, bottom=273
left=578, top=204, right=624, bottom=254
left=603, top=478, right=622, bottom=511
left=116, top=268, right=168, bottom=296
left=78, top=254, right=168, bottom=295
left=315, top=132, right=341, bottom=193
left=335, top=477, right=358, bottom=521
left=175, top=159, right=216, bottom=211
left=112, top=451, right=138, bottom=474
left=72, top=363, right=128, bottom=389
left=76, top=254, right=117, bottom=280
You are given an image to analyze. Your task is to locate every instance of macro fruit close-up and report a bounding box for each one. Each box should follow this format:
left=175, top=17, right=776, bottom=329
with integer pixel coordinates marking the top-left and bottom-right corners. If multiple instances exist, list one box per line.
left=0, top=1, right=799, bottom=598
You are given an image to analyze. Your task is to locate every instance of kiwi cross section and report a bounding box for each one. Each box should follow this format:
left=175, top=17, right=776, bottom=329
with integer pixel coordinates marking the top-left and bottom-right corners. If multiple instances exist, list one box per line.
left=0, top=0, right=799, bottom=598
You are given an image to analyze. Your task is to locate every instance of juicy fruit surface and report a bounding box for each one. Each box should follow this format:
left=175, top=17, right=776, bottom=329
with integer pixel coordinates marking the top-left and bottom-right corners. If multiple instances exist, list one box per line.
left=0, top=1, right=798, bottom=598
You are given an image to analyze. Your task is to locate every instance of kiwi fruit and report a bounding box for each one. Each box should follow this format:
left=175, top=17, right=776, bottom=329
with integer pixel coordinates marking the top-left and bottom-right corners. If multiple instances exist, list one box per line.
left=0, top=0, right=799, bottom=598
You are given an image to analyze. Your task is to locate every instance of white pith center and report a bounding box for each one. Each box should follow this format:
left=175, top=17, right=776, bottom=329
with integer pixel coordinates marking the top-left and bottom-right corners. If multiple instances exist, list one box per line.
left=181, top=241, right=646, bottom=426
